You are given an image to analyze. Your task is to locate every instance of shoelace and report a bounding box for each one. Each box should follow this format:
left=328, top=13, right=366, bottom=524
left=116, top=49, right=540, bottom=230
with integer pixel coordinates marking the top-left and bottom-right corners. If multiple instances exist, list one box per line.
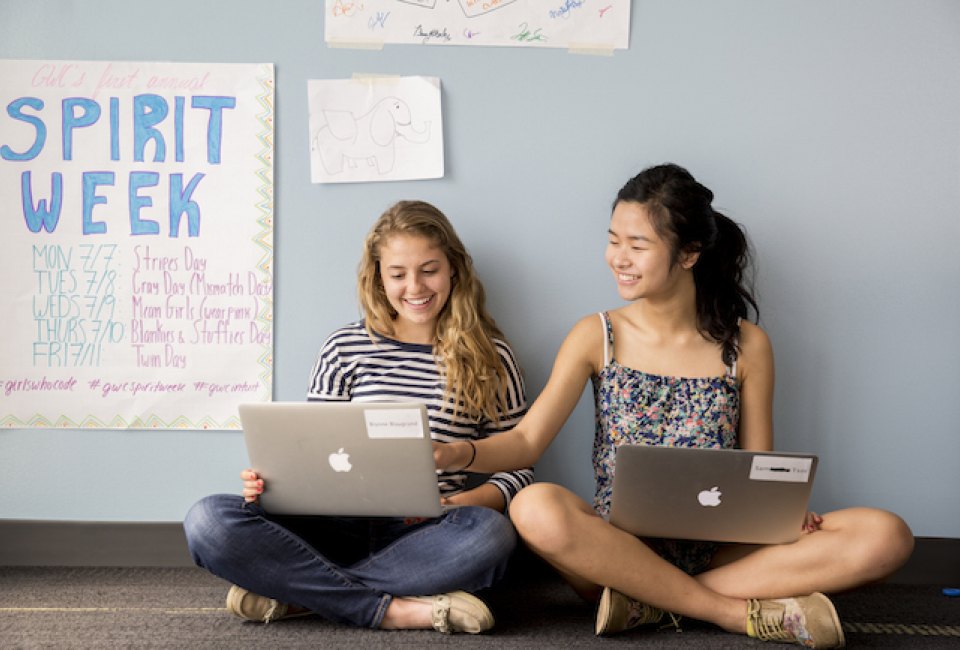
left=624, top=596, right=682, bottom=632
left=659, top=611, right=683, bottom=632
left=746, top=598, right=793, bottom=642
left=626, top=600, right=663, bottom=627
left=597, top=591, right=683, bottom=637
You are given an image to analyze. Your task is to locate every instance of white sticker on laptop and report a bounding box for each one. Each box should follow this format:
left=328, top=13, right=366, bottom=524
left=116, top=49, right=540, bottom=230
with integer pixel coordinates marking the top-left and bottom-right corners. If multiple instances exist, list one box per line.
left=749, top=456, right=813, bottom=483
left=364, top=409, right=425, bottom=439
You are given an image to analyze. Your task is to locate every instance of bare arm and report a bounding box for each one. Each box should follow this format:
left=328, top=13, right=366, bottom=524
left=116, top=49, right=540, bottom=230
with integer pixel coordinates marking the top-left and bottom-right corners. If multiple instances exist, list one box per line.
left=736, top=320, right=775, bottom=452
left=434, top=315, right=603, bottom=473
left=443, top=483, right=507, bottom=511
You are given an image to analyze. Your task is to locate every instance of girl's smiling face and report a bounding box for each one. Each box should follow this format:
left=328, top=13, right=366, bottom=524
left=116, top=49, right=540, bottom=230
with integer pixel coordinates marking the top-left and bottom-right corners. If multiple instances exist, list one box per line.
left=378, top=233, right=453, bottom=343
left=605, top=201, right=694, bottom=302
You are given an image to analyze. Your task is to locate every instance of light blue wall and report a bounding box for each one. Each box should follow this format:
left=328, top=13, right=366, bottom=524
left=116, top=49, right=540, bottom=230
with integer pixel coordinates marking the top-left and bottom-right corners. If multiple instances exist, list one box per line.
left=1, top=1, right=958, bottom=537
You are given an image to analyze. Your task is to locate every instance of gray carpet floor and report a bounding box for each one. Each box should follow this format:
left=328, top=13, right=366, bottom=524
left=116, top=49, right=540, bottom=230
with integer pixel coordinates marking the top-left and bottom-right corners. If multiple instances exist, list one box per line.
left=1, top=566, right=958, bottom=648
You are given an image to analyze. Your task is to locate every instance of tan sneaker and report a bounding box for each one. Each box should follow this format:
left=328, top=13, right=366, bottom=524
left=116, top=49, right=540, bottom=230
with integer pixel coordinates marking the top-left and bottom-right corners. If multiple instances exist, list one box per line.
left=225, top=585, right=309, bottom=623
left=406, top=590, right=494, bottom=634
left=746, top=592, right=845, bottom=648
left=595, top=587, right=680, bottom=636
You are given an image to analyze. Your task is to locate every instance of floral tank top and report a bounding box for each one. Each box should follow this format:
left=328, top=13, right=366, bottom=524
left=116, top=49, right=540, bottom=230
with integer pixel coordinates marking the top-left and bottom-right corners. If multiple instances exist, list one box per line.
left=591, top=312, right=740, bottom=518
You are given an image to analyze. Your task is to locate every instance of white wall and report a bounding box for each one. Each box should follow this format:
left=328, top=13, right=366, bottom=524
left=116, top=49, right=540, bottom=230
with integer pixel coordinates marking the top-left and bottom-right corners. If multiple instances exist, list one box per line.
left=1, top=0, right=958, bottom=537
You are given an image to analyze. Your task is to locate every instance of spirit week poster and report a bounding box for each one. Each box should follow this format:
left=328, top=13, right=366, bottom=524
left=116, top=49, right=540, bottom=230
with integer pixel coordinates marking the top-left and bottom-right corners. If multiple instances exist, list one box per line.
left=0, top=60, right=274, bottom=429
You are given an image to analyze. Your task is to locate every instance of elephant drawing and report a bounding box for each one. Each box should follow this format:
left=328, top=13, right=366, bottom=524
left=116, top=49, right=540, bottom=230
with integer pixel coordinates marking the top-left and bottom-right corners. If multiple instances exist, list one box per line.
left=312, top=97, right=432, bottom=175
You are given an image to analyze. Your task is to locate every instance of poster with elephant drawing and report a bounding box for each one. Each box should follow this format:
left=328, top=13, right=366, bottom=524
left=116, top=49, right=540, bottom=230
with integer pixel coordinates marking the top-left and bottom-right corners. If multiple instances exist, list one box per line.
left=308, top=76, right=443, bottom=184
left=325, top=0, right=630, bottom=50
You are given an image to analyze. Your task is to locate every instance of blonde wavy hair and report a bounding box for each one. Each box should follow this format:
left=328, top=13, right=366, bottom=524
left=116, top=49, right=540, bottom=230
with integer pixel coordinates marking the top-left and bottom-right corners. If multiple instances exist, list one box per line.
left=358, top=200, right=510, bottom=423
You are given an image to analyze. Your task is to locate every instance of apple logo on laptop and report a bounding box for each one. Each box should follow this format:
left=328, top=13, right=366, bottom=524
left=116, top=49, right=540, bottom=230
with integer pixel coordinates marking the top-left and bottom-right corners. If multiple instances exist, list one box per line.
left=328, top=448, right=352, bottom=472
left=697, top=486, right=722, bottom=507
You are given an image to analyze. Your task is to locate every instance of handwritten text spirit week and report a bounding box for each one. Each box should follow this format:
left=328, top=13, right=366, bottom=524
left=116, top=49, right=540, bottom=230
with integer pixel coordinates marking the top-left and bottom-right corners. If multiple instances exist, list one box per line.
left=1, top=93, right=236, bottom=237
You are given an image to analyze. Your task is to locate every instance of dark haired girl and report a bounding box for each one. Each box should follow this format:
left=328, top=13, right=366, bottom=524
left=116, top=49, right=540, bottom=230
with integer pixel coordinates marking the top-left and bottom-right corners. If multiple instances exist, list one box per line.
left=435, top=164, right=913, bottom=647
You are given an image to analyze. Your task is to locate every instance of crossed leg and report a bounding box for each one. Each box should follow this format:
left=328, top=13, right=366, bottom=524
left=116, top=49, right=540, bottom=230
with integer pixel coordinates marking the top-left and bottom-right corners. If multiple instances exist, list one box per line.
left=697, top=506, right=913, bottom=599
left=508, top=482, right=913, bottom=634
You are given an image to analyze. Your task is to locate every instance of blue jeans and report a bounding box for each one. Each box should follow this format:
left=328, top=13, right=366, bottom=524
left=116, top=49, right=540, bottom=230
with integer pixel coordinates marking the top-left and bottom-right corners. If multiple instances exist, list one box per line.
left=183, top=494, right=517, bottom=628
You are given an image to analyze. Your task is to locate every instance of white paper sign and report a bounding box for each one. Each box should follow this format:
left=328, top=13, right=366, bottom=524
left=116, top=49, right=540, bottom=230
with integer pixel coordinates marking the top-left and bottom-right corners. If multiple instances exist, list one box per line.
left=0, top=59, right=274, bottom=429
left=749, top=456, right=815, bottom=483
left=364, top=408, right=426, bottom=438
left=325, top=0, right=631, bottom=50
left=308, top=76, right=442, bottom=184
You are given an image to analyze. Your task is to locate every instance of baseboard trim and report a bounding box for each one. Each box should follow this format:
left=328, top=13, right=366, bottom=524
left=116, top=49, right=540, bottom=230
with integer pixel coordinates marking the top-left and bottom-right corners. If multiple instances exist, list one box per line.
left=0, top=520, right=193, bottom=567
left=887, top=536, right=960, bottom=586
left=0, top=520, right=957, bottom=584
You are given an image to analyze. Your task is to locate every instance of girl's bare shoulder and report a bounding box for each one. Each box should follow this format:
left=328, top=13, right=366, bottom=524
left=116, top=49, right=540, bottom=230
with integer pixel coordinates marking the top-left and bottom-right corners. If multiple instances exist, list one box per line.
left=557, top=312, right=610, bottom=373
left=566, top=311, right=607, bottom=346
left=738, top=320, right=774, bottom=370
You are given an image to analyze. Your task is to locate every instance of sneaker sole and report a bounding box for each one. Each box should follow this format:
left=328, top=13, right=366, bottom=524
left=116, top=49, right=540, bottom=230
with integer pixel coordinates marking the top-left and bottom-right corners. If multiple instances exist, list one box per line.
left=595, top=587, right=614, bottom=635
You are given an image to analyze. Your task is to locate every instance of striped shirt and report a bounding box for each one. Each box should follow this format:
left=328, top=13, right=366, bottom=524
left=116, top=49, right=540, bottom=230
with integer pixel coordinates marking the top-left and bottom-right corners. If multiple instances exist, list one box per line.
left=307, top=321, right=533, bottom=504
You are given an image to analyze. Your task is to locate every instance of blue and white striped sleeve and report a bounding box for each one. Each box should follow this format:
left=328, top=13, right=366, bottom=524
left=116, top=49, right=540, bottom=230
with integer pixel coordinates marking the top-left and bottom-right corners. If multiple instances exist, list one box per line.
left=482, top=340, right=534, bottom=505
left=306, top=328, right=353, bottom=402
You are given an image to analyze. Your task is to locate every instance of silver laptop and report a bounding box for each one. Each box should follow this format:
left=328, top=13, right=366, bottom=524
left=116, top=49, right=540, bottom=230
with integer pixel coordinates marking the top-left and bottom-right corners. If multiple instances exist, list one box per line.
left=239, top=401, right=445, bottom=517
left=608, top=446, right=818, bottom=544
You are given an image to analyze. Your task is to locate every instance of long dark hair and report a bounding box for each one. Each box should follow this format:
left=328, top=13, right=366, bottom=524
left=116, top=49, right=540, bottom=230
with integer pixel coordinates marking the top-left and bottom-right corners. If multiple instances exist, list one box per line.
left=614, top=163, right=758, bottom=365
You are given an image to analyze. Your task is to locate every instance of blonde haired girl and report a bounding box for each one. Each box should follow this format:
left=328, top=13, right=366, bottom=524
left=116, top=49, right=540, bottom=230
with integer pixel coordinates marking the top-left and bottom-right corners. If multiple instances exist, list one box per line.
left=357, top=199, right=509, bottom=424
left=185, top=200, right=531, bottom=635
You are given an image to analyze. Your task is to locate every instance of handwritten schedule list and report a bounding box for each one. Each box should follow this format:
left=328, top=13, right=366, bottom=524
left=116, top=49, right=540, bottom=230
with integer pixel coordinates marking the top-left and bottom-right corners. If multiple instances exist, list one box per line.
left=13, top=242, right=272, bottom=414
left=128, top=244, right=270, bottom=369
